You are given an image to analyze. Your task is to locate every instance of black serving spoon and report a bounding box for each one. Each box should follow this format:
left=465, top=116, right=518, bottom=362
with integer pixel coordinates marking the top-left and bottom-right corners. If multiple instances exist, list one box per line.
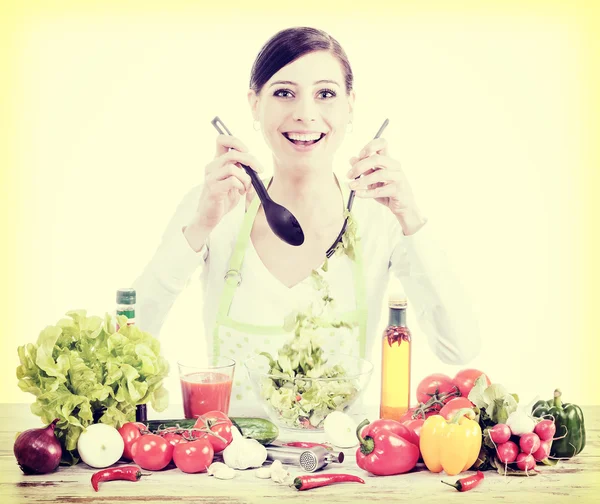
left=211, top=116, right=305, bottom=246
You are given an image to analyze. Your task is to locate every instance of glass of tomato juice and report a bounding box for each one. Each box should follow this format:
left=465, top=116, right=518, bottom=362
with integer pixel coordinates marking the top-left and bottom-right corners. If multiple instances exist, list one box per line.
left=178, top=356, right=235, bottom=419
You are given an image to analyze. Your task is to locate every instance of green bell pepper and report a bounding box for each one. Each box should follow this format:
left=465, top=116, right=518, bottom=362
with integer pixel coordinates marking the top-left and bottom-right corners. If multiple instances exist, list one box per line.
left=532, top=388, right=585, bottom=458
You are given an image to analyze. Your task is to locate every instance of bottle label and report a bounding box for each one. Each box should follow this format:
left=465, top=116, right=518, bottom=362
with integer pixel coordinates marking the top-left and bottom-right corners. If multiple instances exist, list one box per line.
left=117, top=309, right=135, bottom=318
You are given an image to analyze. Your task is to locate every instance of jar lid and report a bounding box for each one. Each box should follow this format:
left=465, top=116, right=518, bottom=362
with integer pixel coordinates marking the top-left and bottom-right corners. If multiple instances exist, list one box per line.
left=388, top=293, right=407, bottom=308
left=116, top=288, right=136, bottom=304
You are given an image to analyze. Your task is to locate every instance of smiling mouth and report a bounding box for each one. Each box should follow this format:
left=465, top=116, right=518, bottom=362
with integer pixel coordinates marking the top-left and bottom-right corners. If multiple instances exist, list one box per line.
left=282, top=132, right=326, bottom=146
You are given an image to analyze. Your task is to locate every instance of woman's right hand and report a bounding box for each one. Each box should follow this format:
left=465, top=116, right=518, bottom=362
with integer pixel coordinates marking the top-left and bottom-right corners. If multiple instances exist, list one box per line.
left=183, top=135, right=264, bottom=251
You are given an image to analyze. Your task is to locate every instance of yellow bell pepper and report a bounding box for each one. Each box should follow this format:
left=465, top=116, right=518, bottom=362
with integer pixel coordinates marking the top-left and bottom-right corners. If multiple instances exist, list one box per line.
left=419, top=408, right=482, bottom=476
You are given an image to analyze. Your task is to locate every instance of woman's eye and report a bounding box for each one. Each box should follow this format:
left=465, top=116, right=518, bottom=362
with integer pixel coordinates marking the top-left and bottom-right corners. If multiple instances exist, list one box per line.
left=318, top=89, right=336, bottom=99
left=274, top=89, right=294, bottom=98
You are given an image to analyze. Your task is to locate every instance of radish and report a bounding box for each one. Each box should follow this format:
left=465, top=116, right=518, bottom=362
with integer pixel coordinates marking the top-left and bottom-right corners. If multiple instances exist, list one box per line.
left=519, top=432, right=541, bottom=454
left=489, top=424, right=511, bottom=445
left=534, top=419, right=556, bottom=441
left=516, top=452, right=536, bottom=472
left=532, top=439, right=551, bottom=461
left=496, top=441, right=519, bottom=464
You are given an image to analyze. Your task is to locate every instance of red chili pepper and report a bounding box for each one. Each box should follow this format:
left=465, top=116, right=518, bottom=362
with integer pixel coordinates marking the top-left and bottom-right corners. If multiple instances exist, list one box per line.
left=293, top=473, right=364, bottom=491
left=283, top=441, right=332, bottom=450
left=441, top=471, right=485, bottom=492
left=91, top=466, right=146, bottom=492
left=355, top=418, right=420, bottom=476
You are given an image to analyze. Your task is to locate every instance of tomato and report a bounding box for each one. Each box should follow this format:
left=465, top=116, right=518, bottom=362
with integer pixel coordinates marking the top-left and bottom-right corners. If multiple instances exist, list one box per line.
left=118, top=422, right=145, bottom=462
left=193, top=410, right=233, bottom=453
left=453, top=369, right=491, bottom=398
left=173, top=438, right=214, bottom=474
left=131, top=434, right=174, bottom=471
left=416, top=373, right=458, bottom=407
left=401, top=418, right=424, bottom=447
left=162, top=431, right=185, bottom=447
left=439, top=397, right=475, bottom=420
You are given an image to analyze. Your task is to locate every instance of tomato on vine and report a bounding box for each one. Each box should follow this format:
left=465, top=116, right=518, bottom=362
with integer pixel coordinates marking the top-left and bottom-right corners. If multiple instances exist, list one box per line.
left=173, top=438, right=214, bottom=474
left=193, top=411, right=233, bottom=453
left=131, top=434, right=173, bottom=471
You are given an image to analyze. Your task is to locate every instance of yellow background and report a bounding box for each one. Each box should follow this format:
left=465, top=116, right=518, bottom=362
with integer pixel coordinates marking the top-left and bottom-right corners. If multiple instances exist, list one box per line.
left=1, top=0, right=599, bottom=408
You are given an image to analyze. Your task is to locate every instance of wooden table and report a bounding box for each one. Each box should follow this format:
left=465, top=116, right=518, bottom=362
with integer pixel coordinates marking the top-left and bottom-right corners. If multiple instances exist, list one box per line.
left=1, top=404, right=598, bottom=503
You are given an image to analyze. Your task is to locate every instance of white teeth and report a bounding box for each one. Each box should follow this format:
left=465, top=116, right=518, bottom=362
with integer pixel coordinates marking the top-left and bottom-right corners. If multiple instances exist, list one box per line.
left=285, top=132, right=322, bottom=141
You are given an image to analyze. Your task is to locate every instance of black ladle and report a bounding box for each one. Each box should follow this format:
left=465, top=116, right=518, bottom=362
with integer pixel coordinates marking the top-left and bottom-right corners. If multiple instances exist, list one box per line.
left=211, top=116, right=305, bottom=247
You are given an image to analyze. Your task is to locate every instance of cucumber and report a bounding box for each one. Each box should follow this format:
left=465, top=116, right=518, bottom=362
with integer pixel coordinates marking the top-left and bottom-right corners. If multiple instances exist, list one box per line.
left=230, top=417, right=279, bottom=446
left=145, top=417, right=279, bottom=445
left=146, top=419, right=196, bottom=431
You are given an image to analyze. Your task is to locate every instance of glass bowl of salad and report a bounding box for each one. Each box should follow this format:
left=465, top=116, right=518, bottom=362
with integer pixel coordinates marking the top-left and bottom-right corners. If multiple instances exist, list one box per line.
left=244, top=352, right=373, bottom=431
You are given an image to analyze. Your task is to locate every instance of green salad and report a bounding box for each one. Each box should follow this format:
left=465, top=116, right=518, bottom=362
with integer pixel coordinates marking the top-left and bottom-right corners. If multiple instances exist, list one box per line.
left=258, top=331, right=359, bottom=429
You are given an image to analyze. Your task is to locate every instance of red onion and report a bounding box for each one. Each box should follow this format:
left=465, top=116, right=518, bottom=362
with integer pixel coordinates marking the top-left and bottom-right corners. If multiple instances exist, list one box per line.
left=14, top=418, right=62, bottom=474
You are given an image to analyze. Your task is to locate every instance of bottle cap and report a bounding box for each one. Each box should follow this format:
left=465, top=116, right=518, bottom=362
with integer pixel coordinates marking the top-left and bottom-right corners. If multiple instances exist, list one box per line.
left=388, top=293, right=407, bottom=308
left=116, top=288, right=136, bottom=305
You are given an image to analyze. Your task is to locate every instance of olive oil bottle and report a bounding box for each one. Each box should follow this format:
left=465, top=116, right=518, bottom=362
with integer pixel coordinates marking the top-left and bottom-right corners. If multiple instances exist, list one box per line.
left=380, top=295, right=412, bottom=420
left=116, top=288, right=147, bottom=423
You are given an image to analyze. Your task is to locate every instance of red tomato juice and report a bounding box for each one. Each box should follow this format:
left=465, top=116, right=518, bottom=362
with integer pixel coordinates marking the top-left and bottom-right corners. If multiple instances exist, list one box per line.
left=180, top=371, right=233, bottom=418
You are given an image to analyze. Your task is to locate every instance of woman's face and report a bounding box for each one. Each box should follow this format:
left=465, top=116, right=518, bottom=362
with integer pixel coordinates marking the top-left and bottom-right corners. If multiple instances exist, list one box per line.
left=249, top=50, right=354, bottom=170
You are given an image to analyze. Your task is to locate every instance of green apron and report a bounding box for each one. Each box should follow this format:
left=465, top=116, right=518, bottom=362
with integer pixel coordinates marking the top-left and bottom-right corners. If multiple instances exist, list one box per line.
left=212, top=180, right=368, bottom=417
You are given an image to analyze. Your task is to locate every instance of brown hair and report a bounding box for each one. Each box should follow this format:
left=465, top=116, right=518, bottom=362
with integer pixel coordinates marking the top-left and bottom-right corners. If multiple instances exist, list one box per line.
left=249, top=27, right=353, bottom=94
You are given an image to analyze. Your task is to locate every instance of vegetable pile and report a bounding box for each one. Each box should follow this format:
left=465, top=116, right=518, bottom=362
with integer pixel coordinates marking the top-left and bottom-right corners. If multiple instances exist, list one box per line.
left=16, top=310, right=170, bottom=464
left=391, top=369, right=587, bottom=480
left=467, top=377, right=586, bottom=476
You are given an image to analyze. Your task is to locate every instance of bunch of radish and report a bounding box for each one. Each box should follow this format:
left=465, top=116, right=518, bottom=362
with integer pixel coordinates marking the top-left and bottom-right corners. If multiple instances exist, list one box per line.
left=489, top=419, right=556, bottom=472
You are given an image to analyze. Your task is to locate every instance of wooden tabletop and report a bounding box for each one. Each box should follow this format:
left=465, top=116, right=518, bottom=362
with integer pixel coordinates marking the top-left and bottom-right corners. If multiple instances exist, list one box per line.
left=1, top=403, right=598, bottom=504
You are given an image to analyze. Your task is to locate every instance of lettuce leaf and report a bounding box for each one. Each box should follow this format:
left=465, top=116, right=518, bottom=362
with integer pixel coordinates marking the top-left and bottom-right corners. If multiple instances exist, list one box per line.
left=16, top=311, right=169, bottom=464
left=468, top=375, right=518, bottom=424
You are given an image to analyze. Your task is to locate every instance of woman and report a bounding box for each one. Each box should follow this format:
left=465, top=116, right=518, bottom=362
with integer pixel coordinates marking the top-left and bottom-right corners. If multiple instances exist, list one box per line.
left=133, top=27, right=480, bottom=417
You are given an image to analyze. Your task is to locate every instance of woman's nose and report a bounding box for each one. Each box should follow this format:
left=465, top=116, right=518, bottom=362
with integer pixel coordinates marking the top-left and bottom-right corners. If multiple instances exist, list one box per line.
left=291, top=96, right=317, bottom=122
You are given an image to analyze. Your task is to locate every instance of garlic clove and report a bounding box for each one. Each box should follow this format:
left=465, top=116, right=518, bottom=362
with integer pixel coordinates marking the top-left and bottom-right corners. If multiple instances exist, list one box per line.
left=208, top=462, right=229, bottom=476
left=255, top=466, right=272, bottom=479
left=214, top=466, right=236, bottom=480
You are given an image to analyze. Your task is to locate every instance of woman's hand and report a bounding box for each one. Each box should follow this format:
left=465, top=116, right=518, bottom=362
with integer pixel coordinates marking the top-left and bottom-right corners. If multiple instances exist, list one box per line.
left=184, top=135, right=263, bottom=251
left=347, top=137, right=427, bottom=235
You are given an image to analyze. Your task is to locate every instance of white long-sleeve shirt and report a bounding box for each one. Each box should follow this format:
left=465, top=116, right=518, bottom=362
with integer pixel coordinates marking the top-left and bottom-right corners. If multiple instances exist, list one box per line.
left=133, top=183, right=481, bottom=367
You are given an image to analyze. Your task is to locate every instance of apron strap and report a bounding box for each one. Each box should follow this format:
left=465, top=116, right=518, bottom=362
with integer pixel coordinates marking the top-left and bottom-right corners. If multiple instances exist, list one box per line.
left=215, top=194, right=261, bottom=331
left=352, top=232, right=368, bottom=359
left=339, top=177, right=368, bottom=359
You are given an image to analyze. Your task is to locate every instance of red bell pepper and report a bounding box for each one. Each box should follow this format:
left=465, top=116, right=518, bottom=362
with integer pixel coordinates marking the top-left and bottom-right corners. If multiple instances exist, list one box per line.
left=355, top=418, right=420, bottom=476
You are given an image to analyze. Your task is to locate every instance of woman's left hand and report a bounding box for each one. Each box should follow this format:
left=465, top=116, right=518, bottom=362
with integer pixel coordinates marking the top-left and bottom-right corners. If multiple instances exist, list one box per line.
left=347, top=137, right=427, bottom=235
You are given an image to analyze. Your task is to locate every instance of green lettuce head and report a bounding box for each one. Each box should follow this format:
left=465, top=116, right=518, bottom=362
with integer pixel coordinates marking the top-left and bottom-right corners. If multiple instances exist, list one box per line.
left=17, top=310, right=169, bottom=465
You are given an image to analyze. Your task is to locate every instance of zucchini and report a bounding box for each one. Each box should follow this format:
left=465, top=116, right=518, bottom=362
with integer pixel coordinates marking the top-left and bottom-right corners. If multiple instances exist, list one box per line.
left=146, top=417, right=279, bottom=445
